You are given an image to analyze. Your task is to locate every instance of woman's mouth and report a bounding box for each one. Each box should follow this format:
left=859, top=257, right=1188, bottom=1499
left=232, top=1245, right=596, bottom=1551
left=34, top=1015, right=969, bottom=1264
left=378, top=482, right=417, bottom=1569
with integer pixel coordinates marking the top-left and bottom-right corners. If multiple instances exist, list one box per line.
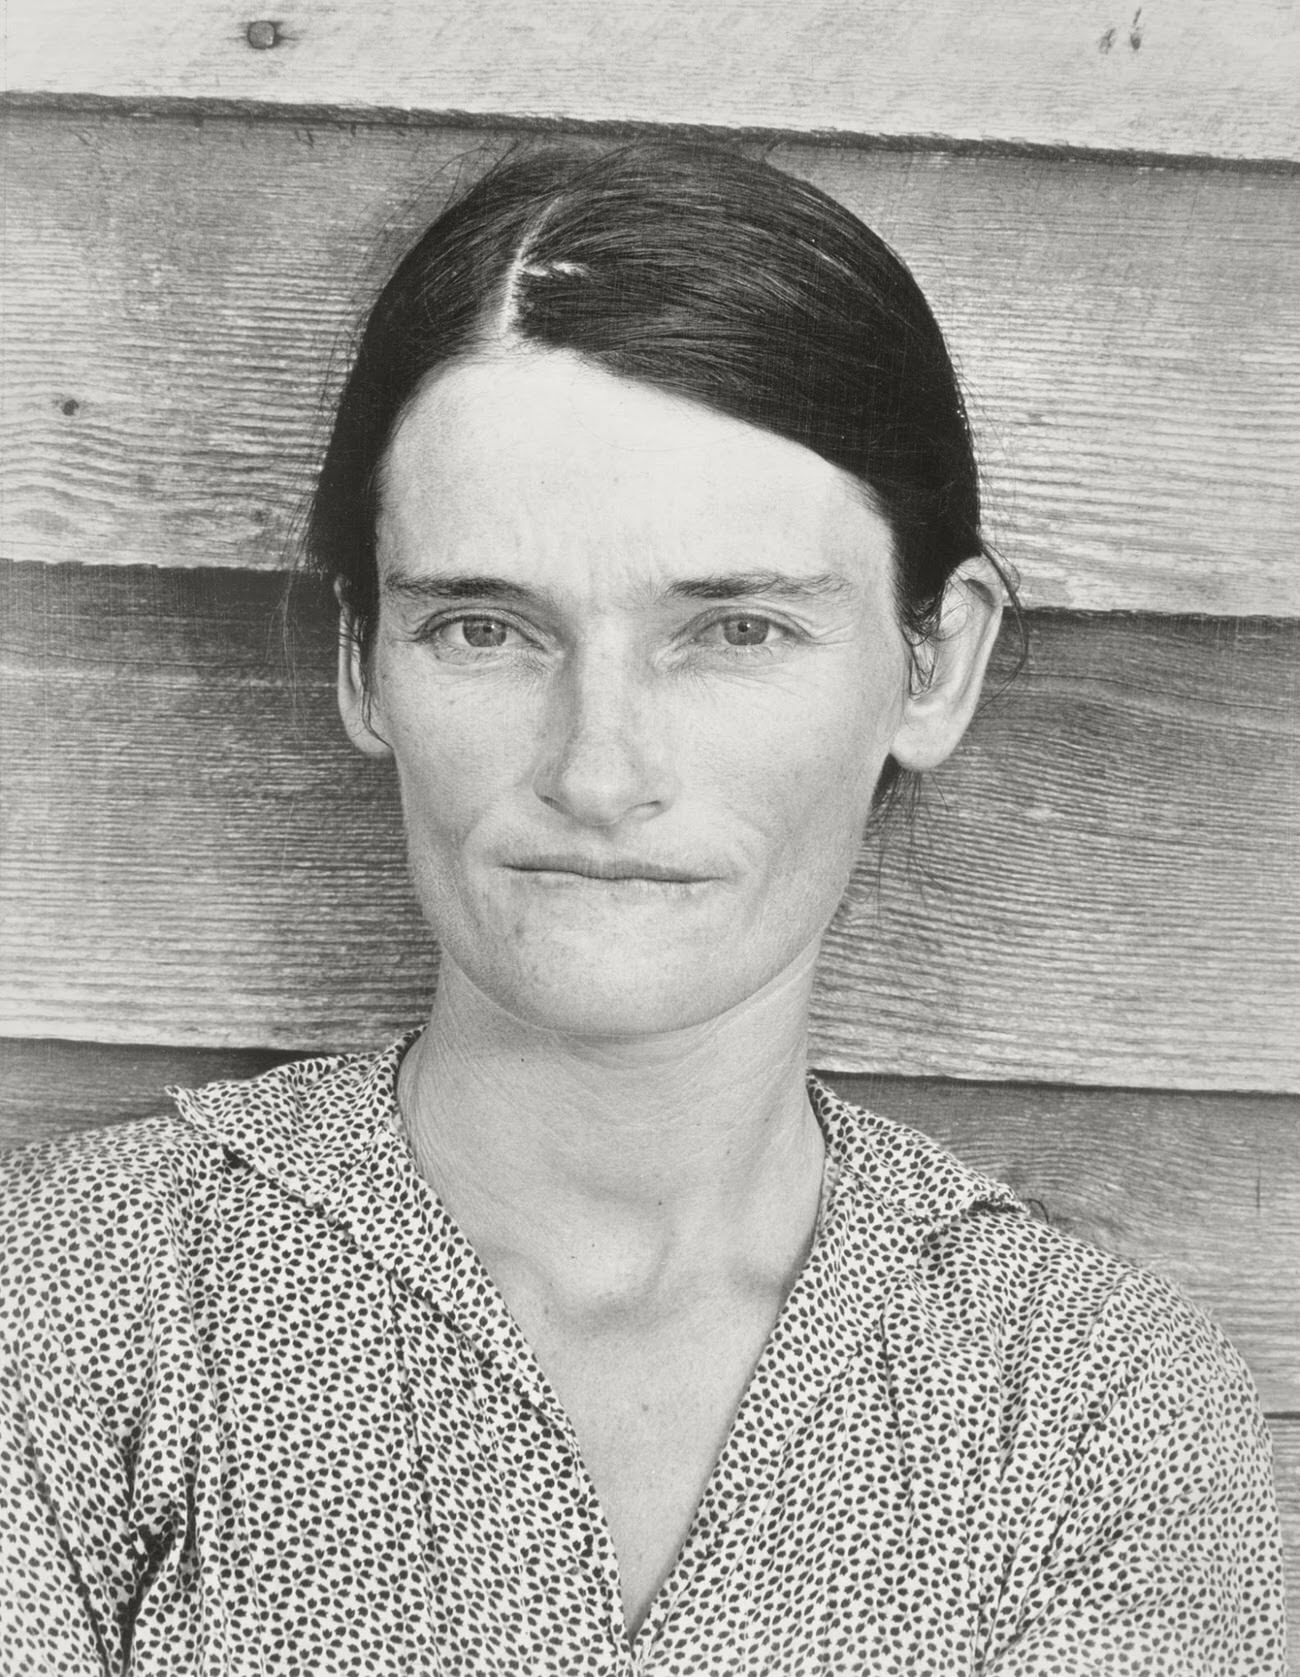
left=506, top=855, right=712, bottom=886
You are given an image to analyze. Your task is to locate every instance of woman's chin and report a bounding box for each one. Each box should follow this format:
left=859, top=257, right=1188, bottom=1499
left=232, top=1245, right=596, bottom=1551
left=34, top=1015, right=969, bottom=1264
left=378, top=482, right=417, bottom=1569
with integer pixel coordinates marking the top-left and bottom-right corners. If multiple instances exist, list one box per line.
left=455, top=951, right=754, bottom=1044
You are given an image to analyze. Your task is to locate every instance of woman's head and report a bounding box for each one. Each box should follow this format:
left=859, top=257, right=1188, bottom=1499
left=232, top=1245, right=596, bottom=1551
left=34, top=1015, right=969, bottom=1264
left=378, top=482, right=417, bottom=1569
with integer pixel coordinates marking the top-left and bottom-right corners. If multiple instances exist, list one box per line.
left=316, top=142, right=1006, bottom=1039
left=310, top=141, right=995, bottom=672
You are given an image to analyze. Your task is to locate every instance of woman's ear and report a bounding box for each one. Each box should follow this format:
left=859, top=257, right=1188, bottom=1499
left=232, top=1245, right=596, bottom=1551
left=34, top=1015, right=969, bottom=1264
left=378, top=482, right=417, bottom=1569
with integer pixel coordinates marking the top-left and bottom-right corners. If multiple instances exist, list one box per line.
left=336, top=606, right=393, bottom=760
left=888, top=557, right=1005, bottom=773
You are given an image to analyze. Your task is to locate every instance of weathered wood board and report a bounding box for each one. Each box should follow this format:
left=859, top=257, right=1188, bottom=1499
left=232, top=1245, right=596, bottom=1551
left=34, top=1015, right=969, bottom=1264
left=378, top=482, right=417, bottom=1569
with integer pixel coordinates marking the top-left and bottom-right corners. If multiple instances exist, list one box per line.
left=4, top=1038, right=1296, bottom=1413
left=2, top=562, right=1296, bottom=1089
left=5, top=0, right=1299, bottom=162
left=0, top=1039, right=294, bottom=1140
left=2, top=107, right=1299, bottom=613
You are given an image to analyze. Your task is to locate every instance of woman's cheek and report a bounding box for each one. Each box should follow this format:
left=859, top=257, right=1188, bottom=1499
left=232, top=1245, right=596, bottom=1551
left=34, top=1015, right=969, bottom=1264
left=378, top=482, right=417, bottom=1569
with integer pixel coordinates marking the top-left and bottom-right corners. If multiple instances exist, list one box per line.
left=389, top=680, right=532, bottom=823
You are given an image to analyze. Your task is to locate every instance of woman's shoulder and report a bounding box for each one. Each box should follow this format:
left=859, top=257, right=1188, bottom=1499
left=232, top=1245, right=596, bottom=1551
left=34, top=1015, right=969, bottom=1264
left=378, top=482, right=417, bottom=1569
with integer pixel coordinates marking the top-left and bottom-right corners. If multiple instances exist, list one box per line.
left=1, top=1042, right=396, bottom=1219
left=0, top=1047, right=386, bottom=1327
left=0, top=1112, right=228, bottom=1450
left=0, top=1049, right=387, bottom=1444
left=816, top=1076, right=1258, bottom=1406
left=929, top=1184, right=1249, bottom=1410
left=1, top=1110, right=223, bottom=1272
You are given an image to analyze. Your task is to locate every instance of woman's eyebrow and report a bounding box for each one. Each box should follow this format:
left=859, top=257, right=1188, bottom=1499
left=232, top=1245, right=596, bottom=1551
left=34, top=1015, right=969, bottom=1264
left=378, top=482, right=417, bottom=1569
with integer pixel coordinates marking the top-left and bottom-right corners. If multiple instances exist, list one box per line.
left=380, top=569, right=854, bottom=607
left=667, top=571, right=854, bottom=602
left=382, top=572, right=543, bottom=606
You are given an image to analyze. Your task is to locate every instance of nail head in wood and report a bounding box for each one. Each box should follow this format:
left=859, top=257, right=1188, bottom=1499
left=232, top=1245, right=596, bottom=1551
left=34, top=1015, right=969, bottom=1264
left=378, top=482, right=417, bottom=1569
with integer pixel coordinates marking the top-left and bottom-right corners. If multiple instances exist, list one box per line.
left=245, top=20, right=280, bottom=50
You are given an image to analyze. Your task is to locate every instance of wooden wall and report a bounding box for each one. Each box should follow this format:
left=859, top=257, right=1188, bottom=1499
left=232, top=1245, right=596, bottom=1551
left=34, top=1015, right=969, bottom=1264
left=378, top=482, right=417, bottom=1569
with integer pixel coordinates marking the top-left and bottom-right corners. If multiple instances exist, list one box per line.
left=2, top=1, right=1298, bottom=1658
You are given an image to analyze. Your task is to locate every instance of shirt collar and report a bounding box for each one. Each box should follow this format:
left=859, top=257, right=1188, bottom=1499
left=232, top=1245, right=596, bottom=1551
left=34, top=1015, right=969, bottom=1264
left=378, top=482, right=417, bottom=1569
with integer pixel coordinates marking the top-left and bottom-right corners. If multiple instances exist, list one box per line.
left=806, top=1073, right=1024, bottom=1233
left=169, top=1034, right=417, bottom=1208
left=169, top=1037, right=1028, bottom=1462
left=169, top=1036, right=1024, bottom=1266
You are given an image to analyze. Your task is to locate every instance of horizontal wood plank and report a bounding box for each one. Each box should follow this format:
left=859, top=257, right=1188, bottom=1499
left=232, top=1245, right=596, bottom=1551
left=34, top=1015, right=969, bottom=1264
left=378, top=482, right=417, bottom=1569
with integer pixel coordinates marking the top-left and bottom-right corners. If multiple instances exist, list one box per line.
left=0, top=1039, right=295, bottom=1142
left=4, top=1040, right=1297, bottom=1413
left=1, top=563, right=1296, bottom=1089
left=4, top=0, right=1299, bottom=162
left=2, top=107, right=1299, bottom=613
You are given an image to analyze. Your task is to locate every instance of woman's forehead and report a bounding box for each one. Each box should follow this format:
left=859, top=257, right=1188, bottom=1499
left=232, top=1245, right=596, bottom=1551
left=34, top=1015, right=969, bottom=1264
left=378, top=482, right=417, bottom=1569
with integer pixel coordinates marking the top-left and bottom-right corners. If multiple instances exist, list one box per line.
left=376, top=350, right=894, bottom=595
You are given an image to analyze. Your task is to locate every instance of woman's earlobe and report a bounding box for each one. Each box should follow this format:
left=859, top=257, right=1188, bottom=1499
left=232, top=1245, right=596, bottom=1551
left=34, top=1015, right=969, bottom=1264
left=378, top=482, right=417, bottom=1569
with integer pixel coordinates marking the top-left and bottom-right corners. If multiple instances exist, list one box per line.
left=336, top=612, right=394, bottom=760
left=888, top=558, right=1005, bottom=773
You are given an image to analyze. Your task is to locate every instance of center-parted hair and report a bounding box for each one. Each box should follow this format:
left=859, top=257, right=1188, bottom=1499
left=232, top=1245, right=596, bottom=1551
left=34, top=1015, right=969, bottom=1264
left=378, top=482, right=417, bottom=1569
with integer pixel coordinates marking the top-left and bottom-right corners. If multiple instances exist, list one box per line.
left=310, top=141, right=1002, bottom=684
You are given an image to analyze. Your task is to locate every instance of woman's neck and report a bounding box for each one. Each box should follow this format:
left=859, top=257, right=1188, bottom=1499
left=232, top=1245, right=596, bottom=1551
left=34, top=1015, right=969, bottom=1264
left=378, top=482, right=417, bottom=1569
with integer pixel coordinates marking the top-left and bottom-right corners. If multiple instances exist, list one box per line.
left=397, top=953, right=826, bottom=1313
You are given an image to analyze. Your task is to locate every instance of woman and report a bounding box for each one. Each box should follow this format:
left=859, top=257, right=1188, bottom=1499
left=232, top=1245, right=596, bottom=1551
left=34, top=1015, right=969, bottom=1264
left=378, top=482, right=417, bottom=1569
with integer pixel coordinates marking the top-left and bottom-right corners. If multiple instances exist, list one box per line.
left=1, top=143, right=1285, bottom=1674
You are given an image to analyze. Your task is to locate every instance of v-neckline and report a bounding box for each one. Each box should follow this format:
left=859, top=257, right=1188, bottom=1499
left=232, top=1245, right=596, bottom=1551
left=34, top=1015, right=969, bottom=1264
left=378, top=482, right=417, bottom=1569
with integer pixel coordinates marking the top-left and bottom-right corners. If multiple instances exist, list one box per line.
left=172, top=1039, right=1020, bottom=1653
left=372, top=1083, right=869, bottom=1653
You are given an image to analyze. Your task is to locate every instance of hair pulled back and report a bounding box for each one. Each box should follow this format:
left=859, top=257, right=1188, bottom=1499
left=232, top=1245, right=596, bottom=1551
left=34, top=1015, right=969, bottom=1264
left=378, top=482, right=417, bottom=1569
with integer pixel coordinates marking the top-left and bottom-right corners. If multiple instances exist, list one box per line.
left=309, top=140, right=1000, bottom=679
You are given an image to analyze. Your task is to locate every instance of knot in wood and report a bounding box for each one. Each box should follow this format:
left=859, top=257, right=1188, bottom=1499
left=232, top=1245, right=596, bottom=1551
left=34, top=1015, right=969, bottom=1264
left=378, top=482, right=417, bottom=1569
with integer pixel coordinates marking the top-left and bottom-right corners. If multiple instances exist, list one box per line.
left=245, top=19, right=280, bottom=50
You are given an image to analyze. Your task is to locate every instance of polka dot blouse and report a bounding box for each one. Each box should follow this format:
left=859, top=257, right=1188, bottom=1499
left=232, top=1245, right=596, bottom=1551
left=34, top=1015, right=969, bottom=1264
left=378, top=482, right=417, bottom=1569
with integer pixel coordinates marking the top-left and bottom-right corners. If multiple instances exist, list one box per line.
left=1, top=1037, right=1286, bottom=1674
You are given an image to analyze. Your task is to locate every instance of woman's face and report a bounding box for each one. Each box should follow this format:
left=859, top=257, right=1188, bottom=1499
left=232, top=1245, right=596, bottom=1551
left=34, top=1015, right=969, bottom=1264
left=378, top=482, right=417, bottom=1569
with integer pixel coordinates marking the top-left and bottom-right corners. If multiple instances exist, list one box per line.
left=346, top=349, right=914, bottom=1040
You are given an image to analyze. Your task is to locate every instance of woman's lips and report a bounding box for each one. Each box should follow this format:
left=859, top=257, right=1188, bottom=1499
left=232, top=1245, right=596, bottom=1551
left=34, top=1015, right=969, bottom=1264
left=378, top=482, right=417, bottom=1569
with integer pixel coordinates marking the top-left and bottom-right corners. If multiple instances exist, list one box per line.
left=506, top=855, right=712, bottom=884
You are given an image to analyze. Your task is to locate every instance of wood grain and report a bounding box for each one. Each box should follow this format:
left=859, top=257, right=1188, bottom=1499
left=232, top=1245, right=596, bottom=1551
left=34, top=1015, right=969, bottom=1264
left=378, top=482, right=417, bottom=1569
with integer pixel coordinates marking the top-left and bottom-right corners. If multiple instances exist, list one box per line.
left=0, top=1039, right=297, bottom=1142
left=5, top=0, right=1299, bottom=162
left=2, top=107, right=1299, bottom=612
left=4, top=1038, right=1296, bottom=1411
left=1, top=562, right=1296, bottom=1089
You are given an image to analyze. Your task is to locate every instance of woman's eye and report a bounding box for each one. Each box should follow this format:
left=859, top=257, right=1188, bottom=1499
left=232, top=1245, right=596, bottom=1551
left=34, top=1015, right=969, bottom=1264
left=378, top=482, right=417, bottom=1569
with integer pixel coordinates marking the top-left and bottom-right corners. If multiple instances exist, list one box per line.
left=707, top=615, right=777, bottom=648
left=427, top=615, right=524, bottom=650
left=459, top=616, right=512, bottom=648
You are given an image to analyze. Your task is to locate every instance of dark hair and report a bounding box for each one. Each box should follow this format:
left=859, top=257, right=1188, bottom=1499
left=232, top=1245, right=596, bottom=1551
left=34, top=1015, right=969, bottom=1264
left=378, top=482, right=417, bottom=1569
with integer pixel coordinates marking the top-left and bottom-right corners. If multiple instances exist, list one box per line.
left=308, top=140, right=1012, bottom=794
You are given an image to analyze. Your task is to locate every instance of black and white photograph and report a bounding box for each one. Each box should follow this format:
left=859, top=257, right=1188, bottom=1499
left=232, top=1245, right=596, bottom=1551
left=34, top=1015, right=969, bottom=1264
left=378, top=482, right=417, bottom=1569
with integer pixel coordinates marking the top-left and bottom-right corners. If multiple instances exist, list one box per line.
left=1, top=3, right=1297, bottom=1671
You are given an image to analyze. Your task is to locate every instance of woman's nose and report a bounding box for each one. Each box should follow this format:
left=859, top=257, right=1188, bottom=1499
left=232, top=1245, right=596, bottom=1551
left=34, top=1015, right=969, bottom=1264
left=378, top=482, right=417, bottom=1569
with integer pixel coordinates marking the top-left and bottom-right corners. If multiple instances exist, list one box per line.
left=530, top=648, right=676, bottom=827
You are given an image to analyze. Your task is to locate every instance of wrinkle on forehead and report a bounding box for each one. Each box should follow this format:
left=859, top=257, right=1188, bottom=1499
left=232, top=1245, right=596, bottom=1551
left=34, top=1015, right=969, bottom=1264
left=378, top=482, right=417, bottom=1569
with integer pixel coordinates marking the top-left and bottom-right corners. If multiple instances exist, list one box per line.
left=375, top=349, right=896, bottom=607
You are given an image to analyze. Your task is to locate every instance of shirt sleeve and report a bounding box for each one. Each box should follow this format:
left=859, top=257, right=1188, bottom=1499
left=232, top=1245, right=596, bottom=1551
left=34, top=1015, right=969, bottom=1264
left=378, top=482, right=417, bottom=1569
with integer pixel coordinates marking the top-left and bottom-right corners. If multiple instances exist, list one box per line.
left=985, top=1277, right=1288, bottom=1676
left=0, top=1307, right=137, bottom=1676
left=0, top=1128, right=199, bottom=1677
